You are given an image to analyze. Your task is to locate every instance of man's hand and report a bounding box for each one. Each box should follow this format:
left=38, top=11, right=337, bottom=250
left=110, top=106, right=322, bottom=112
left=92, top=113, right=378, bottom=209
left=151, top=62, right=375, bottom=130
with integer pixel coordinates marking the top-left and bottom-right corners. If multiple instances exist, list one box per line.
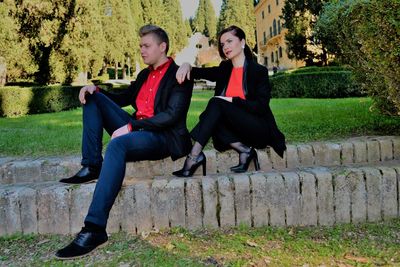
left=79, top=85, right=98, bottom=104
left=176, top=63, right=192, bottom=84
left=111, top=124, right=130, bottom=139
left=214, top=96, right=233, bottom=102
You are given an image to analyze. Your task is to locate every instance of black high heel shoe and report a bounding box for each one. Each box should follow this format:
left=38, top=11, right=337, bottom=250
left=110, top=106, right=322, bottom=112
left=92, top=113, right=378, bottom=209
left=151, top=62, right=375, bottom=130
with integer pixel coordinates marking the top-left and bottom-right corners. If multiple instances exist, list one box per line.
left=173, top=152, right=207, bottom=177
left=230, top=148, right=260, bottom=173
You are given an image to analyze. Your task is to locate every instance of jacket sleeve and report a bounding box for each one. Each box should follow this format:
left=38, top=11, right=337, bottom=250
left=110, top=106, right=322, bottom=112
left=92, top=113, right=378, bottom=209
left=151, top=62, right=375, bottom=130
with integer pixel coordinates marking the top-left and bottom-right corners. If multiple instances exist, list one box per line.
left=98, top=82, right=136, bottom=107
left=130, top=79, right=193, bottom=131
left=191, top=65, right=220, bottom=82
left=231, top=66, right=271, bottom=115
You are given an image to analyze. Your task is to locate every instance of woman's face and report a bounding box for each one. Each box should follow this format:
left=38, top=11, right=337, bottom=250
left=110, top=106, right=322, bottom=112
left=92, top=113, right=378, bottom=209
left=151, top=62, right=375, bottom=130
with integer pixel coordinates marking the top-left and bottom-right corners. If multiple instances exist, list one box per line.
left=220, top=31, right=245, bottom=60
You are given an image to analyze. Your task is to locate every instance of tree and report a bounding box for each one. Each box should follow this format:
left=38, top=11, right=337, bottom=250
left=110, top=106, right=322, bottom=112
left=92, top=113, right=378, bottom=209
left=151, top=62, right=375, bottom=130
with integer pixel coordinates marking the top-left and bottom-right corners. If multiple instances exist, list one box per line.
left=281, top=0, right=329, bottom=66
left=192, top=0, right=217, bottom=39
left=218, top=0, right=256, bottom=49
left=12, top=0, right=79, bottom=84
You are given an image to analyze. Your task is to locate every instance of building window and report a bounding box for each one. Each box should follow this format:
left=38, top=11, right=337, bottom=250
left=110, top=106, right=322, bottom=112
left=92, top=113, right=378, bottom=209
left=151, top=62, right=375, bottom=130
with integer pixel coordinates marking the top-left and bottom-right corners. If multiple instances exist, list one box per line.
left=279, top=47, right=283, bottom=58
left=268, top=5, right=271, bottom=13
left=278, top=19, right=281, bottom=34
left=262, top=11, right=264, bottom=19
left=275, top=51, right=278, bottom=62
left=273, top=19, right=277, bottom=36
left=263, top=31, right=267, bottom=45
left=276, top=0, right=279, bottom=6
left=264, top=57, right=268, bottom=67
left=271, top=52, right=274, bottom=63
left=269, top=27, right=272, bottom=38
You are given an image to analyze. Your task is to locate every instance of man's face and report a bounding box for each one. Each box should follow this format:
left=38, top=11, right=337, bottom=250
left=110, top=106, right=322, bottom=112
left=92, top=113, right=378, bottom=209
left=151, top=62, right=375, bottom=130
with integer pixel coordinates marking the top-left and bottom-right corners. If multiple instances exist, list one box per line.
left=140, top=34, right=166, bottom=66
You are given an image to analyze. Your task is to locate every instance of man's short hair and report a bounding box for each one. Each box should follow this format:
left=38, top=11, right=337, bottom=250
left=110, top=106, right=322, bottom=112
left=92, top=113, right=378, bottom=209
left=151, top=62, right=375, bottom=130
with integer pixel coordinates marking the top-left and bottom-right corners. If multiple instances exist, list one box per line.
left=139, top=25, right=169, bottom=54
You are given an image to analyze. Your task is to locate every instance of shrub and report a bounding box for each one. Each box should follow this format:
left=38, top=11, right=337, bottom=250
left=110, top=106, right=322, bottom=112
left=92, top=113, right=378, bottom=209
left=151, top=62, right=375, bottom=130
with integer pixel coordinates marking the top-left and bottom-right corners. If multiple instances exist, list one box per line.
left=316, top=0, right=400, bottom=115
left=0, top=86, right=82, bottom=117
left=270, top=70, right=363, bottom=98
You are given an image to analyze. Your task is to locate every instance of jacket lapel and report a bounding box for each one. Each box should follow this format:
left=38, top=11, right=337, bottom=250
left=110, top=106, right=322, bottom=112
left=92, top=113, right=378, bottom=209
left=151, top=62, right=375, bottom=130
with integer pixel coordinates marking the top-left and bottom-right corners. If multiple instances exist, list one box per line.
left=154, top=62, right=176, bottom=110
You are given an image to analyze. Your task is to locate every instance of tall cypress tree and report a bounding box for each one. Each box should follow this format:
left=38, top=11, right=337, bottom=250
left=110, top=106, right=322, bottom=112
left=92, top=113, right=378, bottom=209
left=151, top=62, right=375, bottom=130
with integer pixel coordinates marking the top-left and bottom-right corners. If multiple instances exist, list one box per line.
left=218, top=0, right=256, bottom=49
left=163, top=0, right=188, bottom=55
left=193, top=0, right=217, bottom=39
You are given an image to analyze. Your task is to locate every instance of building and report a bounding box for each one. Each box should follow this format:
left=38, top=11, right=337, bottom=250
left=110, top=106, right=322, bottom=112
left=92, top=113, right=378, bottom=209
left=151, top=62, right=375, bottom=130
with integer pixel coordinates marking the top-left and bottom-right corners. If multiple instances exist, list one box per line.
left=254, top=0, right=304, bottom=71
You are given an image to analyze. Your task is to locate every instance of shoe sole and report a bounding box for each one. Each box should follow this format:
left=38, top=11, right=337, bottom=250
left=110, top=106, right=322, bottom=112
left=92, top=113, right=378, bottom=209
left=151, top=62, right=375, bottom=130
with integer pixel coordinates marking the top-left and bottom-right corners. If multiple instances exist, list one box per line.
left=54, top=240, right=108, bottom=260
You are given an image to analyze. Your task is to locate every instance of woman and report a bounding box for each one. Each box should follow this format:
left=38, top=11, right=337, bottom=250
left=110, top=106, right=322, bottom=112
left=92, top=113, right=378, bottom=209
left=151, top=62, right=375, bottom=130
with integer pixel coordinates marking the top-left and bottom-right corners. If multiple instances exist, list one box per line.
left=173, top=25, right=286, bottom=177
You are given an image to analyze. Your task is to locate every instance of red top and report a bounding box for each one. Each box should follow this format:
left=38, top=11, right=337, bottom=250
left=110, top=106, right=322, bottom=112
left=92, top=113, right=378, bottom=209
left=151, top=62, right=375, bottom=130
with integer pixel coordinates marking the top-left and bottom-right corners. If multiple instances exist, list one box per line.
left=135, top=57, right=173, bottom=120
left=225, top=67, right=245, bottom=99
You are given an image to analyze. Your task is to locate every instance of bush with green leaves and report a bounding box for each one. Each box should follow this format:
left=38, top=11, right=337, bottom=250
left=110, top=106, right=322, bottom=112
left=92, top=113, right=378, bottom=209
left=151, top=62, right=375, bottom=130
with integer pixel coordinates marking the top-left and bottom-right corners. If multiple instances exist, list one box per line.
left=316, top=0, right=400, bottom=115
left=270, top=68, right=362, bottom=98
left=0, top=86, right=81, bottom=117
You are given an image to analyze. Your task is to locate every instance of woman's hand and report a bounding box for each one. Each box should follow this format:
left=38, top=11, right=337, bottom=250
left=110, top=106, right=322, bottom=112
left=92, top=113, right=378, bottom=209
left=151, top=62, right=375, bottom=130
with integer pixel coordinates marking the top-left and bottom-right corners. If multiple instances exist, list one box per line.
left=214, top=96, right=233, bottom=102
left=111, top=124, right=130, bottom=139
left=79, top=85, right=97, bottom=104
left=176, top=63, right=192, bottom=84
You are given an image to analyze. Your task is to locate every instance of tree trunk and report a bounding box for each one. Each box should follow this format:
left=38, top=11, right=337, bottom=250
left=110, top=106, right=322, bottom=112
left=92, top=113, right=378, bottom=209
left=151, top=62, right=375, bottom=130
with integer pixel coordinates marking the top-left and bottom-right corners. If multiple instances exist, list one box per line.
left=114, top=61, right=118, bottom=79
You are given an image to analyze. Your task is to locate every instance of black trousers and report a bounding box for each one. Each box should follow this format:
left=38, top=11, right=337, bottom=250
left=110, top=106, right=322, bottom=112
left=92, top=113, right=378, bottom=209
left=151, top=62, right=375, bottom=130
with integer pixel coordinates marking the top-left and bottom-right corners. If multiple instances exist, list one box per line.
left=191, top=97, right=270, bottom=151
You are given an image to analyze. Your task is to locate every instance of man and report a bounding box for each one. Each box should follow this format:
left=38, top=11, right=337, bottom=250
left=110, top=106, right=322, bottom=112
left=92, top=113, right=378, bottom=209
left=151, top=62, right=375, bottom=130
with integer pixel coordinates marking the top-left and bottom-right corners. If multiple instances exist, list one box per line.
left=55, top=25, right=193, bottom=259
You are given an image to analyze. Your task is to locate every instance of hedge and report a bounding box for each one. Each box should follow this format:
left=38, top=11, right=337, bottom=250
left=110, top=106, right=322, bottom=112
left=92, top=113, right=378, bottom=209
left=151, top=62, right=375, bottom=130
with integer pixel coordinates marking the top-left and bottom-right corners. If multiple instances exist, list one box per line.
left=0, top=86, right=82, bottom=117
left=270, top=71, right=363, bottom=98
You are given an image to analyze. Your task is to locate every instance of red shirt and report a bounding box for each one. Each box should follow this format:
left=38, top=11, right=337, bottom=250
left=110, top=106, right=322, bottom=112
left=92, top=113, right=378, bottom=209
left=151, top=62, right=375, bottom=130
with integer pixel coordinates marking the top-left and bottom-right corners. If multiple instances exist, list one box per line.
left=225, top=67, right=245, bottom=100
left=135, top=58, right=172, bottom=120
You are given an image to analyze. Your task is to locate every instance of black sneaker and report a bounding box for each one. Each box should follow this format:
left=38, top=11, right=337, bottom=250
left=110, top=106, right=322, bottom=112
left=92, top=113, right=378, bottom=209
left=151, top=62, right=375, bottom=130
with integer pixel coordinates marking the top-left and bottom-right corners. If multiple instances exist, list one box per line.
left=59, top=166, right=100, bottom=184
left=55, top=228, right=108, bottom=259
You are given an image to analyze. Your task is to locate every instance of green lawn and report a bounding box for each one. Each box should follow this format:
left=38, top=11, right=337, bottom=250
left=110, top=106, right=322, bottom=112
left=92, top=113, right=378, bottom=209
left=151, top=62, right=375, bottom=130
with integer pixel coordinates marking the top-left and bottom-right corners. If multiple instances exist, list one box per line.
left=0, top=91, right=400, bottom=157
left=1, top=219, right=399, bottom=266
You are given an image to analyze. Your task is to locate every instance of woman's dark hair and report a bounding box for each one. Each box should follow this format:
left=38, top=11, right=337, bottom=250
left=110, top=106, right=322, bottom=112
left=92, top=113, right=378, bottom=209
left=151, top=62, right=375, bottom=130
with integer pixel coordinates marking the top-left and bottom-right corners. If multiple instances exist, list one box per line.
left=217, top=25, right=253, bottom=61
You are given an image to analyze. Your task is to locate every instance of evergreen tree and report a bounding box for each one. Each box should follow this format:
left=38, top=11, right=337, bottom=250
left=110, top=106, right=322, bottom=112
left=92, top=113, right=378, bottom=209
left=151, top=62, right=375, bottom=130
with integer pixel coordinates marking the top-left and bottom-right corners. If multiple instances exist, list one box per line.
left=193, top=0, right=217, bottom=39
left=282, top=0, right=329, bottom=65
left=12, top=0, right=79, bottom=84
left=163, top=0, right=188, bottom=55
left=217, top=0, right=256, bottom=48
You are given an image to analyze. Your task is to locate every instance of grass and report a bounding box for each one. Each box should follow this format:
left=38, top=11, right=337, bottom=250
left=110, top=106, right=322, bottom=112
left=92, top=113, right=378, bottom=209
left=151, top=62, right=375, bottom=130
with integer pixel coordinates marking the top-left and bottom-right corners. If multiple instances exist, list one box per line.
left=0, top=219, right=399, bottom=266
left=1, top=91, right=400, bottom=156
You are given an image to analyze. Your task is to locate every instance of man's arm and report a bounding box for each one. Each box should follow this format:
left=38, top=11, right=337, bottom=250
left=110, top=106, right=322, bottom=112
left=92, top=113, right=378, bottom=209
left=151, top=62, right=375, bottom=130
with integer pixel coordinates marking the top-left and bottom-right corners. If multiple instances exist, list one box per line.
left=130, top=79, right=193, bottom=131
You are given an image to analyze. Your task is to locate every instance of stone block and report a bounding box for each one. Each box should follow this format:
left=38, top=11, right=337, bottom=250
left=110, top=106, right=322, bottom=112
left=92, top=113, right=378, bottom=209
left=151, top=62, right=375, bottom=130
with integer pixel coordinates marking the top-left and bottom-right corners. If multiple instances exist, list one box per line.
left=134, top=182, right=152, bottom=233
left=362, top=167, right=382, bottom=222
left=69, top=184, right=95, bottom=234
left=265, top=173, right=286, bottom=226
left=367, top=140, right=380, bottom=163
left=0, top=186, right=22, bottom=235
left=202, top=177, right=218, bottom=228
left=393, top=138, right=400, bottom=160
left=37, top=183, right=71, bottom=234
left=250, top=174, right=268, bottom=227
left=120, top=185, right=136, bottom=234
left=379, top=139, right=393, bottom=161
left=313, top=143, right=341, bottom=167
left=232, top=174, right=251, bottom=226
left=297, top=144, right=314, bottom=167
left=151, top=180, right=169, bottom=230
left=105, top=192, right=123, bottom=234
left=167, top=179, right=185, bottom=227
left=0, top=162, right=14, bottom=185
left=216, top=151, right=237, bottom=174
left=217, top=176, right=235, bottom=227
left=379, top=167, right=398, bottom=219
left=270, top=149, right=286, bottom=170
left=347, top=169, right=367, bottom=223
left=311, top=169, right=334, bottom=226
left=282, top=172, right=301, bottom=226
left=13, top=160, right=42, bottom=183
left=204, top=150, right=217, bottom=175
left=298, top=172, right=317, bottom=226
left=126, top=161, right=152, bottom=179
left=258, top=149, right=273, bottom=172
left=333, top=172, right=351, bottom=223
left=286, top=145, right=300, bottom=169
left=18, top=187, right=38, bottom=234
left=186, top=179, right=203, bottom=230
left=352, top=141, right=367, bottom=164
left=340, top=142, right=354, bottom=165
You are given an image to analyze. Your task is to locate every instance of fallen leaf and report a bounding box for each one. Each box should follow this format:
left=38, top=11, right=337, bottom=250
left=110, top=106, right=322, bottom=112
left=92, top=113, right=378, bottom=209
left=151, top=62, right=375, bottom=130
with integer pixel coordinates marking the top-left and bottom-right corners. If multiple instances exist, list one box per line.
left=165, top=243, right=175, bottom=250
left=37, top=239, right=50, bottom=245
left=246, top=240, right=259, bottom=247
left=344, top=254, right=369, bottom=263
left=141, top=231, right=149, bottom=239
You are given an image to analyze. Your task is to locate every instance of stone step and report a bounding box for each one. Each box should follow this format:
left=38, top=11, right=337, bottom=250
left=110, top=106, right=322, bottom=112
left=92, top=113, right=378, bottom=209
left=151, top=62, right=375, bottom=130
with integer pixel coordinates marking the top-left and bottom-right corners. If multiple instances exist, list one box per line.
left=1, top=136, right=399, bottom=185
left=1, top=161, right=399, bottom=236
